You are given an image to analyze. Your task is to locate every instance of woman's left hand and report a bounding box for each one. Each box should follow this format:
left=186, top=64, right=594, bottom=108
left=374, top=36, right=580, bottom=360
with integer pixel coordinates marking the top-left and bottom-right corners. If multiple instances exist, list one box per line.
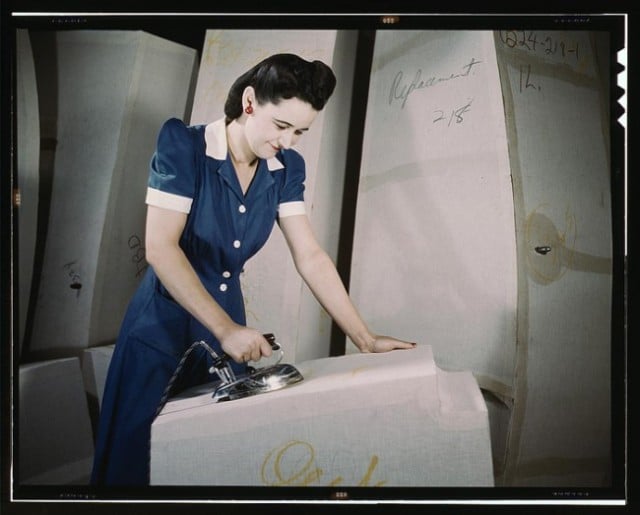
left=362, top=336, right=417, bottom=353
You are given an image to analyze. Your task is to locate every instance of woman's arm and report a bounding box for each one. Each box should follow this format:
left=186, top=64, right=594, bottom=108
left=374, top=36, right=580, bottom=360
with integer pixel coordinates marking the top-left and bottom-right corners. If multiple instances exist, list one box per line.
left=144, top=205, right=271, bottom=362
left=279, top=214, right=415, bottom=353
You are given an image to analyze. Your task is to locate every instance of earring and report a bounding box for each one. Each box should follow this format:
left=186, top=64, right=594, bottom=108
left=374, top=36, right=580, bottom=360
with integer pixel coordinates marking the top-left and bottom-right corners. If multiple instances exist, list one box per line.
left=244, top=104, right=253, bottom=114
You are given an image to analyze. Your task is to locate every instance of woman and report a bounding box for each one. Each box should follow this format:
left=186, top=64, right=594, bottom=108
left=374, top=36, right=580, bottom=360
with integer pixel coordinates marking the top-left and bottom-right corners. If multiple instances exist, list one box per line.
left=91, top=53, right=415, bottom=486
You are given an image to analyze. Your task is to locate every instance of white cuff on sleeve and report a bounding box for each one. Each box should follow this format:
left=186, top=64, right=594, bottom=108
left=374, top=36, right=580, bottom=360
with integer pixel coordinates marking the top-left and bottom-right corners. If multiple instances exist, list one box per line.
left=145, top=187, right=193, bottom=213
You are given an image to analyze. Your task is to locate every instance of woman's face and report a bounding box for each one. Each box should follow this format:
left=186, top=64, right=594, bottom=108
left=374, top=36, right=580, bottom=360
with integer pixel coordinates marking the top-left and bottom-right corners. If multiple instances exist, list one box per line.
left=244, top=94, right=319, bottom=159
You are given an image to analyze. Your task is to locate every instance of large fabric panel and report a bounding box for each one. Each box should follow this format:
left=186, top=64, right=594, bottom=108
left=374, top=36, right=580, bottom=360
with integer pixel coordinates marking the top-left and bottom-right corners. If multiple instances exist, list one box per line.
left=28, top=31, right=198, bottom=354
left=348, top=31, right=518, bottom=395
left=151, top=345, right=493, bottom=487
left=495, top=30, right=612, bottom=487
left=19, top=357, right=94, bottom=484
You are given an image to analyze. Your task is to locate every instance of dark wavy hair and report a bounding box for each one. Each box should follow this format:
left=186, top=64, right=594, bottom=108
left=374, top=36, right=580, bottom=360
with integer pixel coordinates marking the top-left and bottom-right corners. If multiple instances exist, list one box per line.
left=224, top=53, right=336, bottom=122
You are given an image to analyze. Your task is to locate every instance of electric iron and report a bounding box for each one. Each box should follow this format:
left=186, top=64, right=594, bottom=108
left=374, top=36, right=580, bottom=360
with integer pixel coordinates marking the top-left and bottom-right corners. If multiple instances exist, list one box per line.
left=209, top=333, right=304, bottom=402
left=155, top=334, right=304, bottom=416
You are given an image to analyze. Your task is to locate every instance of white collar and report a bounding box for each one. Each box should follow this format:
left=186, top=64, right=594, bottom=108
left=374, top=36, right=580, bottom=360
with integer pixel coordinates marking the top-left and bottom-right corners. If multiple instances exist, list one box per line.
left=204, top=118, right=284, bottom=171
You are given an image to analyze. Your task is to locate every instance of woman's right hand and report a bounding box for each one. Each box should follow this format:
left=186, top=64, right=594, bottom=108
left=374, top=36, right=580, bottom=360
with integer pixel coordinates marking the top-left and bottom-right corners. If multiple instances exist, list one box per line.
left=218, top=324, right=273, bottom=364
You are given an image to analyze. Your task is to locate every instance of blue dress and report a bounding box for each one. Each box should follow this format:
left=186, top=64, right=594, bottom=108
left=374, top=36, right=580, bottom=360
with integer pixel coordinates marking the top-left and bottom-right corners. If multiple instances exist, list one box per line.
left=91, top=118, right=308, bottom=486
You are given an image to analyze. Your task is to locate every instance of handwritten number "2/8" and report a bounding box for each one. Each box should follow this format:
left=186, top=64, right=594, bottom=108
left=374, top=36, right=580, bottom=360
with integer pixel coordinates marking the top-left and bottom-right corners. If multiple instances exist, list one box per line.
left=433, top=98, right=473, bottom=126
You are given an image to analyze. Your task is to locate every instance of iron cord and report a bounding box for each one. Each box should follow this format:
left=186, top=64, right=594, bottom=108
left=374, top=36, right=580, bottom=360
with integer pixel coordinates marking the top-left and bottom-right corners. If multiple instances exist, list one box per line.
left=154, top=340, right=225, bottom=418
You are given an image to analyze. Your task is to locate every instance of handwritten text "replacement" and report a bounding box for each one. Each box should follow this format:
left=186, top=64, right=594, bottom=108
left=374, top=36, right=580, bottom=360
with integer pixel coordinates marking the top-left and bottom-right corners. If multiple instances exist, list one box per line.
left=389, top=58, right=482, bottom=109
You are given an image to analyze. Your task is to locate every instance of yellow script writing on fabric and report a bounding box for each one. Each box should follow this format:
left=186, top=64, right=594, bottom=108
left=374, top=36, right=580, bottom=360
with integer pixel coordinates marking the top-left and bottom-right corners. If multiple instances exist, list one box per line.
left=260, top=440, right=386, bottom=486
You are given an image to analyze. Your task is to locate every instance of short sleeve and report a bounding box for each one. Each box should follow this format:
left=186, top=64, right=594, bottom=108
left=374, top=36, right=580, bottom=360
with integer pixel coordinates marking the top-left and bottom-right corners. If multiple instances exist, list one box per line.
left=146, top=118, right=196, bottom=213
left=278, top=150, right=307, bottom=218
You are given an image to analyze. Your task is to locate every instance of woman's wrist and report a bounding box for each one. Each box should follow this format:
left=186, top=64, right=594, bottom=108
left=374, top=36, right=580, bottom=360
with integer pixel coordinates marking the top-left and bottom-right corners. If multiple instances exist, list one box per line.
left=210, top=317, right=240, bottom=344
left=351, top=330, right=377, bottom=353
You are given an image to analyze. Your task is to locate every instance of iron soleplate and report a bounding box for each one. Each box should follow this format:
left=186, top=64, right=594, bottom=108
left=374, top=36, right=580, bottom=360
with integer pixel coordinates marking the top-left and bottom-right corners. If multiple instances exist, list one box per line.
left=211, top=363, right=304, bottom=402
